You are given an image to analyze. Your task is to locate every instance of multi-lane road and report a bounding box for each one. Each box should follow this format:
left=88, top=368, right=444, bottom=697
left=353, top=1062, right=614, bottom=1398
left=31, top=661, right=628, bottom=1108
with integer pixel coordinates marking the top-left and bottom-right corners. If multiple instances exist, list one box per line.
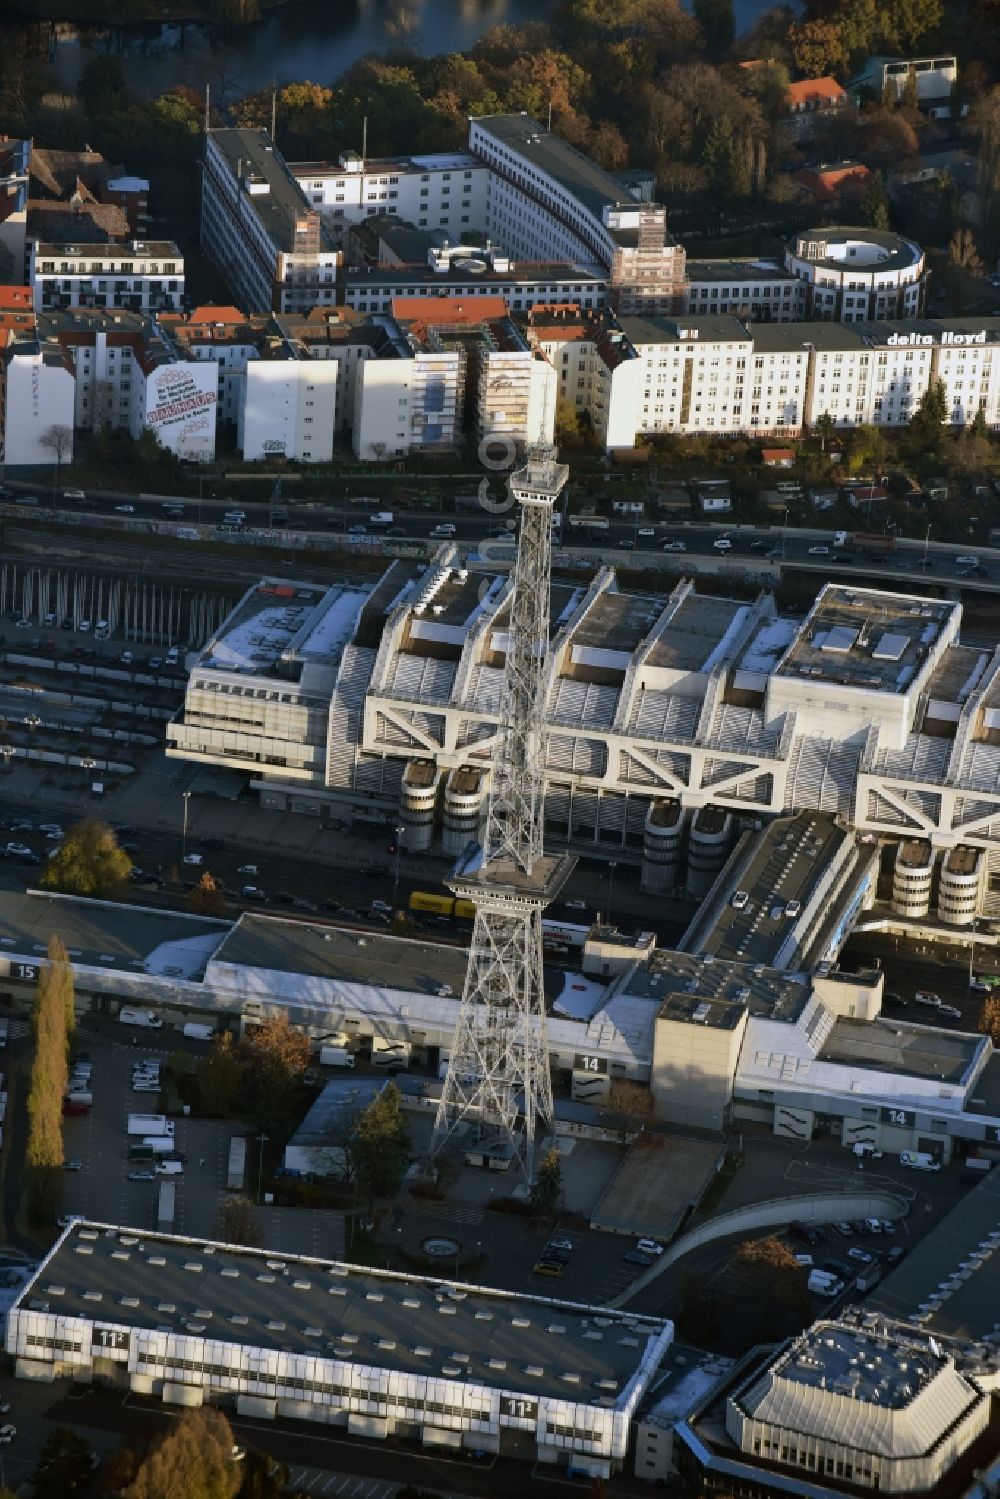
left=4, top=482, right=1000, bottom=589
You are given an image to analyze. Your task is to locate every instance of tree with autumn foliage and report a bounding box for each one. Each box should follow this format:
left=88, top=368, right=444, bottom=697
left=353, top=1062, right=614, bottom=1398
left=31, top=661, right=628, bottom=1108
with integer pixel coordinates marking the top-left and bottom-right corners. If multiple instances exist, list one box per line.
left=186, top=871, right=227, bottom=918
left=979, top=993, right=1000, bottom=1045
left=236, top=1012, right=312, bottom=1133
left=123, top=1408, right=241, bottom=1499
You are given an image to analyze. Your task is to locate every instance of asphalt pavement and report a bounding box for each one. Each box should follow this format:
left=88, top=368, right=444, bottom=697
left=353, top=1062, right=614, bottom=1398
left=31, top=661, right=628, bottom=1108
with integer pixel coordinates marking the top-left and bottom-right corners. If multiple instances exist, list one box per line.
left=3, top=478, right=1000, bottom=590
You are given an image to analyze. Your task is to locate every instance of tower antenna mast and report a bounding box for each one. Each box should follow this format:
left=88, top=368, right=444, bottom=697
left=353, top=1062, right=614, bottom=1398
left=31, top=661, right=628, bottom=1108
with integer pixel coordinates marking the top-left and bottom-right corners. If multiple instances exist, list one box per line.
left=430, top=441, right=574, bottom=1182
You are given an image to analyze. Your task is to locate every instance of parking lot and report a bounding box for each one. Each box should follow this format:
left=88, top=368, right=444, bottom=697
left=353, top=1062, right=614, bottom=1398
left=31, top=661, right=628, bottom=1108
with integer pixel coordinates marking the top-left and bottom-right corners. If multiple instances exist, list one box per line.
left=60, top=1023, right=345, bottom=1257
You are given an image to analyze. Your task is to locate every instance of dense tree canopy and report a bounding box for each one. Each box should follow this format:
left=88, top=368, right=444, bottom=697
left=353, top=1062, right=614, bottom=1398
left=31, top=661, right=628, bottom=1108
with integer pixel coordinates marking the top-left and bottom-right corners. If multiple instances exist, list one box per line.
left=41, top=819, right=132, bottom=899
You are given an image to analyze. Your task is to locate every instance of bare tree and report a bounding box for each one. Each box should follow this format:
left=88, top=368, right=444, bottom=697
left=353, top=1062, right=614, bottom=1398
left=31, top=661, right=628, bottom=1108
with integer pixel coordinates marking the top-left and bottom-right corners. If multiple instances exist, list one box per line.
left=39, top=424, right=72, bottom=509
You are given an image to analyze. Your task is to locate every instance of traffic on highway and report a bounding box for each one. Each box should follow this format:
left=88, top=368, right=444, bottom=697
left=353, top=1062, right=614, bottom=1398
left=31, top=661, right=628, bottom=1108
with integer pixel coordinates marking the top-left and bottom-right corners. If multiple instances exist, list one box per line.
left=3, top=481, right=998, bottom=589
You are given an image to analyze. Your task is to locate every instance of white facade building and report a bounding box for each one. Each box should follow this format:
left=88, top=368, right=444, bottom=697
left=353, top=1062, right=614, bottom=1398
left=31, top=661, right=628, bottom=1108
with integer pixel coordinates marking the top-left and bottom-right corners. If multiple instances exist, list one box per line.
left=468, top=114, right=685, bottom=315
left=239, top=341, right=338, bottom=464
left=725, top=1320, right=990, bottom=1493
left=353, top=319, right=463, bottom=460
left=201, top=129, right=341, bottom=314
left=783, top=228, right=928, bottom=321
left=560, top=315, right=1000, bottom=449
left=291, top=151, right=490, bottom=242
left=1, top=338, right=76, bottom=466
left=8, top=1220, right=672, bottom=1480
left=2, top=309, right=218, bottom=465
left=29, top=239, right=185, bottom=315
left=168, top=567, right=1000, bottom=919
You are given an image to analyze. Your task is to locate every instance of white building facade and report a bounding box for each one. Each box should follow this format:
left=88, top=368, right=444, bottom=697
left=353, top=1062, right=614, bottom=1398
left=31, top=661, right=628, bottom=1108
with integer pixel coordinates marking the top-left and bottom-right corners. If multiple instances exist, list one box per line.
left=2, top=342, right=76, bottom=466
left=201, top=130, right=341, bottom=314
left=29, top=240, right=185, bottom=315
left=291, top=151, right=490, bottom=241
left=239, top=355, right=338, bottom=463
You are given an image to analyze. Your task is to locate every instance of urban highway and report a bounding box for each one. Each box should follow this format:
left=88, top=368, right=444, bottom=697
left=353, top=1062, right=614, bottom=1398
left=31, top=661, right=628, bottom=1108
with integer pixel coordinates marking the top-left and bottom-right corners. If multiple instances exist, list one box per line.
left=3, top=480, right=998, bottom=590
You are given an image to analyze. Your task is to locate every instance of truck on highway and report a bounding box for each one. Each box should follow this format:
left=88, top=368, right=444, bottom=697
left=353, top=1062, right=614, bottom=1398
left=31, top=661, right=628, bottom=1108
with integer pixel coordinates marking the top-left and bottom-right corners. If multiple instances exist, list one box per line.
left=369, top=511, right=394, bottom=527
left=320, top=1045, right=355, bottom=1069
left=851, top=532, right=896, bottom=557
left=127, top=1113, right=174, bottom=1137
left=900, top=1150, right=941, bottom=1171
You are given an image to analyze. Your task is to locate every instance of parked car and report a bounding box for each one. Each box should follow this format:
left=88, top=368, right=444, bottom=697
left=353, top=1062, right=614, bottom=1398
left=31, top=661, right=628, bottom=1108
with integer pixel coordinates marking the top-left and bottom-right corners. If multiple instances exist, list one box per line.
left=847, top=1246, right=874, bottom=1265
left=128, top=1170, right=155, bottom=1182
left=623, top=1251, right=655, bottom=1267
left=636, top=1238, right=664, bottom=1256
left=114, top=503, right=135, bottom=514
left=64, top=1160, right=84, bottom=1172
left=833, top=1221, right=854, bottom=1239
left=914, top=990, right=942, bottom=1007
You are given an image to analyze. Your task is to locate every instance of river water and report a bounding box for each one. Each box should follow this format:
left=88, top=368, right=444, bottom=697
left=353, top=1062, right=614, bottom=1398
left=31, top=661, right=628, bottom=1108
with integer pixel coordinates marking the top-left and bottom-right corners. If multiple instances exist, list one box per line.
left=26, top=0, right=780, bottom=100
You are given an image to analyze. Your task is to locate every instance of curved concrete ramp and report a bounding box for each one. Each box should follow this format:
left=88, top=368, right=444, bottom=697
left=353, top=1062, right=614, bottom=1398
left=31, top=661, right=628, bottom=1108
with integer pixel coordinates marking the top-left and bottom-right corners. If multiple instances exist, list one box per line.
left=611, top=1190, right=910, bottom=1308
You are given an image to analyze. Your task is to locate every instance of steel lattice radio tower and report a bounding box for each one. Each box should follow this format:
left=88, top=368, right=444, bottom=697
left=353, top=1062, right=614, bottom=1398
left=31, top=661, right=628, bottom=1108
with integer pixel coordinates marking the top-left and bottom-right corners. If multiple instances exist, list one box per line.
left=430, top=443, right=576, bottom=1183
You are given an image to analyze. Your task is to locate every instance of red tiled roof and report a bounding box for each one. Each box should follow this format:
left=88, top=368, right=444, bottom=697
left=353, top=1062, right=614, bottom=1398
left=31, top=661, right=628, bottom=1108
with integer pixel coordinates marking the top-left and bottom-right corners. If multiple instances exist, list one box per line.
left=391, top=295, right=508, bottom=325
left=0, top=285, right=32, bottom=310
left=787, top=76, right=846, bottom=109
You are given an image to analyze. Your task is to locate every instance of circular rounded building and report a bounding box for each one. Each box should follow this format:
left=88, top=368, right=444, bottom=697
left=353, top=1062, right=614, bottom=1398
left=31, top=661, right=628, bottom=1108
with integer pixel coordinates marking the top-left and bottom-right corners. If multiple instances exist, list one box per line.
left=783, top=227, right=928, bottom=322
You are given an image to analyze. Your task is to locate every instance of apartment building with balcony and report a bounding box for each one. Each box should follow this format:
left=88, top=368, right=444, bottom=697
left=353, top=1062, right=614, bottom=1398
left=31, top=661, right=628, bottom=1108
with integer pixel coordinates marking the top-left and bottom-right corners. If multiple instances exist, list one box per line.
left=28, top=239, right=185, bottom=314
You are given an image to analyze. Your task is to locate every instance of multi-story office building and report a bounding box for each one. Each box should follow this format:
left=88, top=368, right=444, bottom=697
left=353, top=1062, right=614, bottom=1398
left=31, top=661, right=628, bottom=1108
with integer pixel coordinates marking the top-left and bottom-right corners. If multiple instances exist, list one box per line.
left=290, top=150, right=490, bottom=241
left=168, top=570, right=1000, bottom=919
left=468, top=113, right=685, bottom=315
left=28, top=239, right=185, bottom=314
left=201, top=129, right=341, bottom=314
left=784, top=227, right=927, bottom=320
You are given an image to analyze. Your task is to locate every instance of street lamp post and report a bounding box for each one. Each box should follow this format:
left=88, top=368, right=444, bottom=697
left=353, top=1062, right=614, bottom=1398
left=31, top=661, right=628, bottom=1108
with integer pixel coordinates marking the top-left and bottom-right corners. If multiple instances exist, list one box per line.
left=181, top=790, right=192, bottom=861
left=607, top=860, right=618, bottom=914
left=924, top=523, right=932, bottom=569
left=780, top=505, right=788, bottom=559
left=968, top=914, right=978, bottom=989
left=393, top=823, right=404, bottom=905
left=256, top=1133, right=269, bottom=1204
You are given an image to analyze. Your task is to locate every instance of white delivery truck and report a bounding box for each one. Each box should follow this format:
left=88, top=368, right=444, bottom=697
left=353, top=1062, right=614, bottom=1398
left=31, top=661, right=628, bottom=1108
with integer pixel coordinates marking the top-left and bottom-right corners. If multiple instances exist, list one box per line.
left=118, top=1006, right=163, bottom=1029
left=369, top=511, right=394, bottom=528
left=900, top=1150, right=941, bottom=1171
left=182, top=1023, right=215, bottom=1042
left=143, top=1136, right=176, bottom=1154
left=127, top=1114, right=174, bottom=1137
left=319, top=1045, right=355, bottom=1069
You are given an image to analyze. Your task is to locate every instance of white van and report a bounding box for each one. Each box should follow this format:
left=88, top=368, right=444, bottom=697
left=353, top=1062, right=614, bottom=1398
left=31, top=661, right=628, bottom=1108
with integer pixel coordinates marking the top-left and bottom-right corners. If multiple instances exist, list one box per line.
left=183, top=1023, right=215, bottom=1042
left=155, top=1160, right=184, bottom=1175
left=223, top=509, right=246, bottom=527
left=166, top=646, right=180, bottom=666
